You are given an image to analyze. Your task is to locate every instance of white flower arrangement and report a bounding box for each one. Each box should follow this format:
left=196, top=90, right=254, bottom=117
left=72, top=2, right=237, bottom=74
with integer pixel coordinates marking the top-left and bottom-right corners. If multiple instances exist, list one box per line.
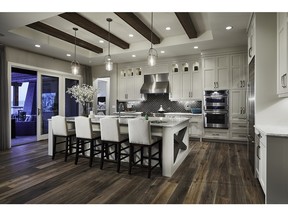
left=66, top=84, right=96, bottom=106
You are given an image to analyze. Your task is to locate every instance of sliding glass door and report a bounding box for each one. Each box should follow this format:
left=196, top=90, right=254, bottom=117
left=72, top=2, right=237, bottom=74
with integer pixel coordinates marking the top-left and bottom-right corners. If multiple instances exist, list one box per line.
left=37, top=74, right=59, bottom=140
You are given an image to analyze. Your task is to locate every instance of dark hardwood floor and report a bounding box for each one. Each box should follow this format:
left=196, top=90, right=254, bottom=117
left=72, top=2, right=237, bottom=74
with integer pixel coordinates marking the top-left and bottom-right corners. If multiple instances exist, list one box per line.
left=0, top=140, right=264, bottom=204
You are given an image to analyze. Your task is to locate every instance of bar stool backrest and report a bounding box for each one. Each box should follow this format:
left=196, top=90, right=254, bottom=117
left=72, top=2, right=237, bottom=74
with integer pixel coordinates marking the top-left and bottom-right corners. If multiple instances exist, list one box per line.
left=100, top=117, right=121, bottom=142
left=75, top=116, right=93, bottom=139
left=128, top=119, right=152, bottom=145
left=51, top=115, right=68, bottom=136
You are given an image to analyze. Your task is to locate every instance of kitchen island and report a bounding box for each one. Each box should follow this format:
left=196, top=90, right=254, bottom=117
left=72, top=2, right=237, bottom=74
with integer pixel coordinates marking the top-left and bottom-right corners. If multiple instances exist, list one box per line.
left=48, top=116, right=190, bottom=177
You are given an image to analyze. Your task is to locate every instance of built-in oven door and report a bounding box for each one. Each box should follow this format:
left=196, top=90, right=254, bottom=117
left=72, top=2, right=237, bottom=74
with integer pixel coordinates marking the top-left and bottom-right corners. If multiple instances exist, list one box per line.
left=204, top=111, right=229, bottom=129
left=204, top=96, right=228, bottom=107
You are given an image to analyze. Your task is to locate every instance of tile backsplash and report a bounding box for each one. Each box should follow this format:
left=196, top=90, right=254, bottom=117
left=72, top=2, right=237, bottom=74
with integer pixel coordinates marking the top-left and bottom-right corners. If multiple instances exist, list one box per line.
left=119, top=94, right=202, bottom=113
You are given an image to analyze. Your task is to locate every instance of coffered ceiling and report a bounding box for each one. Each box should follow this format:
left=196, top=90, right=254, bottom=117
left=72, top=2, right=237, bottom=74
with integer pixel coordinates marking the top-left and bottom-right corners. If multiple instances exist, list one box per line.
left=0, top=12, right=251, bottom=67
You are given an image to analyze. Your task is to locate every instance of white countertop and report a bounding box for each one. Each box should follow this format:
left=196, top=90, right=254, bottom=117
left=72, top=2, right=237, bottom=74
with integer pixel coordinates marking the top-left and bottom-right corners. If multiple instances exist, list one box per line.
left=165, top=112, right=202, bottom=116
left=255, top=124, right=288, bottom=137
left=67, top=116, right=189, bottom=128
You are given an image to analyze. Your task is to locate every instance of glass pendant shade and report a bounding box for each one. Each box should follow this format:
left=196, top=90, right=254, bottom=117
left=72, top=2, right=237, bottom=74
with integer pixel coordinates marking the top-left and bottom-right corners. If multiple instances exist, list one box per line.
left=71, top=60, right=80, bottom=75
left=105, top=55, right=113, bottom=71
left=71, top=27, right=80, bottom=75
left=105, top=18, right=113, bottom=71
left=148, top=47, right=158, bottom=66
left=147, top=12, right=157, bottom=67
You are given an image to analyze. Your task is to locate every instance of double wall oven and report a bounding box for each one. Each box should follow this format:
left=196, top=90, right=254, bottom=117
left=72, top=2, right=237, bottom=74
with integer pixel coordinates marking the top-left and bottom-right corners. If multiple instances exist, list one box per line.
left=203, top=90, right=229, bottom=129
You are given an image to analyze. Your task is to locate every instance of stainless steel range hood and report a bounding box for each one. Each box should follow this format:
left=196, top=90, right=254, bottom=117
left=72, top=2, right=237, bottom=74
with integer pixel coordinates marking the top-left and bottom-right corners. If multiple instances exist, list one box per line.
left=140, top=73, right=169, bottom=94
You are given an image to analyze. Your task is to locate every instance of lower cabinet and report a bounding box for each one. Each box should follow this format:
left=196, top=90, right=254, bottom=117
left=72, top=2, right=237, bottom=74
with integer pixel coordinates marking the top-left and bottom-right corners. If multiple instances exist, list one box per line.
left=189, top=115, right=203, bottom=138
left=230, top=121, right=248, bottom=141
left=203, top=129, right=229, bottom=140
left=165, top=113, right=203, bottom=139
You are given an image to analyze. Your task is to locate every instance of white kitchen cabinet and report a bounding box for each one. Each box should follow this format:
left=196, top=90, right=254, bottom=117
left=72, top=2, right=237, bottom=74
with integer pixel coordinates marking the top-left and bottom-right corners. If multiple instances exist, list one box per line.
left=277, top=13, right=288, bottom=97
left=230, top=122, right=247, bottom=141
left=203, top=55, right=229, bottom=90
left=230, top=54, right=247, bottom=89
left=230, top=89, right=247, bottom=120
left=169, top=72, right=182, bottom=100
left=259, top=137, right=267, bottom=194
left=189, top=115, right=203, bottom=138
left=255, top=129, right=266, bottom=195
left=118, top=68, right=143, bottom=101
left=182, top=61, right=202, bottom=100
left=247, top=14, right=255, bottom=64
left=164, top=113, right=203, bottom=139
left=169, top=60, right=202, bottom=100
left=203, top=129, right=229, bottom=140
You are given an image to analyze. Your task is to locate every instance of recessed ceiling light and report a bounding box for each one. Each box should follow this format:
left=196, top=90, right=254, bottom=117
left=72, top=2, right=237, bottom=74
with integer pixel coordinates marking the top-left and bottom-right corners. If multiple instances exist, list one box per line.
left=194, top=46, right=198, bottom=49
left=66, top=54, right=71, bottom=57
left=132, top=54, right=136, bottom=58
left=35, top=44, right=41, bottom=48
left=129, top=34, right=134, bottom=37
left=99, top=40, right=104, bottom=43
left=226, top=26, right=233, bottom=30
left=166, top=27, right=171, bottom=31
left=160, top=50, right=165, bottom=54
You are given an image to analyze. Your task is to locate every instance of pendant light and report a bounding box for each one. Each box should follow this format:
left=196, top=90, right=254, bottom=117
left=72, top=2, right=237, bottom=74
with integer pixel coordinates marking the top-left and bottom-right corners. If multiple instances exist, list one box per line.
left=71, top=27, right=80, bottom=75
left=105, top=18, right=113, bottom=71
left=148, top=12, right=158, bottom=66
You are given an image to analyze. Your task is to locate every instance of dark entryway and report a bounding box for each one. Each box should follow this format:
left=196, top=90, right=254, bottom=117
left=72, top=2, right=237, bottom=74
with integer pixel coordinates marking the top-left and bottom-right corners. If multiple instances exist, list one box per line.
left=11, top=67, right=37, bottom=146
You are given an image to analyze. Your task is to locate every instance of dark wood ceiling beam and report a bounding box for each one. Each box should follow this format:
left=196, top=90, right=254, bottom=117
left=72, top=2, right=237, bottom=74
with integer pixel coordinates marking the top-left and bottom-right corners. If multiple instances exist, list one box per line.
left=115, top=12, right=160, bottom=45
left=175, top=12, right=197, bottom=39
left=59, top=13, right=129, bottom=50
left=27, top=22, right=103, bottom=54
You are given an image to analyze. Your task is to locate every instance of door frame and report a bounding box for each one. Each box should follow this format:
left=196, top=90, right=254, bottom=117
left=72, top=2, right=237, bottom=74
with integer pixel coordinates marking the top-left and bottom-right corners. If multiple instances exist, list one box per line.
left=8, top=62, right=82, bottom=143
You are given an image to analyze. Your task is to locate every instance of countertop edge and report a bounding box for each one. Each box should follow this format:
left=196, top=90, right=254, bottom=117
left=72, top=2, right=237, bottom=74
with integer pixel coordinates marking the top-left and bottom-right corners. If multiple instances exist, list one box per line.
left=255, top=124, right=288, bottom=137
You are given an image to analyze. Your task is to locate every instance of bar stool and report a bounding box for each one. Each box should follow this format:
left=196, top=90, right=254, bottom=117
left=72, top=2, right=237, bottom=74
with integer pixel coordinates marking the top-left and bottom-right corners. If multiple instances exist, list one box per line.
left=74, top=116, right=101, bottom=167
left=100, top=117, right=129, bottom=172
left=51, top=115, right=76, bottom=161
left=128, top=118, right=162, bottom=178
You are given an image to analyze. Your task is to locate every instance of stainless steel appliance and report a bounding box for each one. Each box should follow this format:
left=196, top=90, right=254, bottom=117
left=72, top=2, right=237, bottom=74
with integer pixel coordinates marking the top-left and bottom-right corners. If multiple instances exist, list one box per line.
left=247, top=57, right=255, bottom=174
left=203, top=90, right=229, bottom=129
left=140, top=73, right=169, bottom=94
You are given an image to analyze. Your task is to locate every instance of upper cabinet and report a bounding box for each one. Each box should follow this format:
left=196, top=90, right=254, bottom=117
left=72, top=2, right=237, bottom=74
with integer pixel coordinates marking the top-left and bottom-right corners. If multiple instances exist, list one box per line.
left=169, top=59, right=202, bottom=101
left=277, top=13, right=288, bottom=97
left=247, top=14, right=256, bottom=64
left=203, top=55, right=229, bottom=90
left=118, top=67, right=144, bottom=101
left=230, top=54, right=247, bottom=89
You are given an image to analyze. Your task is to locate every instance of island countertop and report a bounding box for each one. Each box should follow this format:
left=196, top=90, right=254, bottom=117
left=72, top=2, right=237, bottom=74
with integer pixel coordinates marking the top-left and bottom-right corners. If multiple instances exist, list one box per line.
left=67, top=116, right=189, bottom=128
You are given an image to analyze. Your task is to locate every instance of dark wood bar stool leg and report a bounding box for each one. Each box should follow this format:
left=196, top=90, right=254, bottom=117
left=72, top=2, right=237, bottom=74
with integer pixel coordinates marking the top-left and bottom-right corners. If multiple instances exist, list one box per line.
left=100, top=142, right=105, bottom=170
left=89, top=140, right=94, bottom=167
left=75, top=139, right=80, bottom=165
left=52, top=135, right=57, bottom=160
left=148, top=146, right=152, bottom=178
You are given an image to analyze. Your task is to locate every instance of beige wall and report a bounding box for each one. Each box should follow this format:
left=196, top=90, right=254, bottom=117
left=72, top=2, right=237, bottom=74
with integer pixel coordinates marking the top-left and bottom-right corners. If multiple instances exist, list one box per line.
left=5, top=46, right=91, bottom=84
left=91, top=64, right=118, bottom=114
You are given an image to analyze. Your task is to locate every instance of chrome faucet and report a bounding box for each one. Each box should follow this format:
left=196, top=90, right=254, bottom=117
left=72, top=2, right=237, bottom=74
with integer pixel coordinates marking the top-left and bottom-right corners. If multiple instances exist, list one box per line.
left=118, top=103, right=124, bottom=117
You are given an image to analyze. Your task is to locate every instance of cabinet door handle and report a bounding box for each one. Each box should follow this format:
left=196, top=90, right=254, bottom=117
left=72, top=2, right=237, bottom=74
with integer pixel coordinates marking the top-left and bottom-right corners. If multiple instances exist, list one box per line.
left=257, top=145, right=260, bottom=160
left=240, top=80, right=243, bottom=88
left=240, top=107, right=243, bottom=114
left=284, top=74, right=287, bottom=88
left=249, top=47, right=252, bottom=58
left=243, top=107, right=246, bottom=114
left=217, top=82, right=219, bottom=88
left=214, top=82, right=216, bottom=88
left=242, top=81, right=245, bottom=87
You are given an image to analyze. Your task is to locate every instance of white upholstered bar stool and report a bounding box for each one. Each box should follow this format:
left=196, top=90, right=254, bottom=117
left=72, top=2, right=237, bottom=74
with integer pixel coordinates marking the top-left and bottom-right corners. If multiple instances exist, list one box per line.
left=51, top=115, right=76, bottom=162
left=74, top=116, right=101, bottom=167
left=100, top=117, right=129, bottom=173
left=128, top=119, right=162, bottom=178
